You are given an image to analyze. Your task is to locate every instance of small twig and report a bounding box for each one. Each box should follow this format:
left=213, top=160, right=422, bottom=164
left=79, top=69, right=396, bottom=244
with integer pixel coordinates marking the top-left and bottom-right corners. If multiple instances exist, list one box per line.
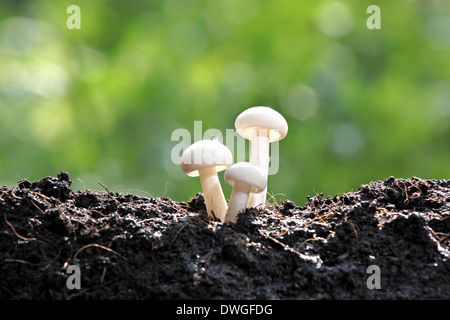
left=31, top=200, right=46, bottom=214
left=90, top=209, right=111, bottom=217
left=34, top=192, right=53, bottom=204
left=98, top=182, right=122, bottom=207
left=267, top=191, right=285, bottom=207
left=162, top=181, right=169, bottom=199
left=349, top=222, right=360, bottom=247
left=91, top=224, right=111, bottom=236
left=170, top=223, right=197, bottom=245
left=4, top=215, right=36, bottom=241
left=259, top=230, right=321, bottom=265
left=301, top=237, right=317, bottom=245
left=101, top=267, right=107, bottom=284
left=73, top=244, right=128, bottom=264
left=155, top=182, right=170, bottom=207
left=12, top=172, right=22, bottom=180
left=77, top=178, right=86, bottom=191
left=395, top=180, right=409, bottom=204
left=98, top=182, right=112, bottom=195
left=271, top=229, right=288, bottom=238
left=4, top=258, right=41, bottom=266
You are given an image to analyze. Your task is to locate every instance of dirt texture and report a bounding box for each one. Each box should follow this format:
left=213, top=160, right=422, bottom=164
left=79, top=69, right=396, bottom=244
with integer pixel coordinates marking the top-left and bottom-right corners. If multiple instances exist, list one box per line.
left=0, top=172, right=449, bottom=299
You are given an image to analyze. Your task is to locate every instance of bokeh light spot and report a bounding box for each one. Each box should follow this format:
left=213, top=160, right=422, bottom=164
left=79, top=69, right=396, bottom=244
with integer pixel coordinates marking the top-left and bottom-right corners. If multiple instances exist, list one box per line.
left=317, top=2, right=354, bottom=38
left=330, top=122, right=365, bottom=156
left=281, top=84, right=319, bottom=121
left=222, top=62, right=255, bottom=92
left=429, top=81, right=450, bottom=117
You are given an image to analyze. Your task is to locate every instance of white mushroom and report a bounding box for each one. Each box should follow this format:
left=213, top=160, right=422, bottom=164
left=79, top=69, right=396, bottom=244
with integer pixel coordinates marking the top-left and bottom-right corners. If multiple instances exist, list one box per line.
left=235, top=106, right=288, bottom=208
left=224, top=162, right=266, bottom=224
left=181, top=139, right=232, bottom=221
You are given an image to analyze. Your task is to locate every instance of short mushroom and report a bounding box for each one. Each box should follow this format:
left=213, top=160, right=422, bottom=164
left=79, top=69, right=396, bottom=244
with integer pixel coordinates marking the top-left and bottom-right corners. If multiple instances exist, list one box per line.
left=224, top=162, right=266, bottom=224
left=235, top=106, right=288, bottom=208
left=181, top=139, right=233, bottom=221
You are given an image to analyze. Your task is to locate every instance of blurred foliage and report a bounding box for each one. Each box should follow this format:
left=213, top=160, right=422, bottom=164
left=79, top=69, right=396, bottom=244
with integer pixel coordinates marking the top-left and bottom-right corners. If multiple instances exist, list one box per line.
left=0, top=0, right=449, bottom=204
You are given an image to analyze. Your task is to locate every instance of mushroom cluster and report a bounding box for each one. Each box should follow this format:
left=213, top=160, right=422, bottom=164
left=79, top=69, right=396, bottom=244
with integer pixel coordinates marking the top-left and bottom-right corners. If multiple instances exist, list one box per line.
left=181, top=106, right=288, bottom=224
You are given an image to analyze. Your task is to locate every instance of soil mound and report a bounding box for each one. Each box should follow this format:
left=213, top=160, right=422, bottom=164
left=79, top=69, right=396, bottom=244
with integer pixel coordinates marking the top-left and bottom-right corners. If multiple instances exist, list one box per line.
left=0, top=172, right=449, bottom=299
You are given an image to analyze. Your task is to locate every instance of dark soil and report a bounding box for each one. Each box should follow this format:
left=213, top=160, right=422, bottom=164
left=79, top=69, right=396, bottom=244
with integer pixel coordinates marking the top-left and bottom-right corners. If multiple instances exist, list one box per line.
left=0, top=172, right=449, bottom=299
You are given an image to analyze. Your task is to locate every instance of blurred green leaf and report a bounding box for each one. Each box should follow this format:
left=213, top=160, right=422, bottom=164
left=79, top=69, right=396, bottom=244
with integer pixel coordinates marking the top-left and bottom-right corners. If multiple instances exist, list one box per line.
left=0, top=0, right=449, bottom=203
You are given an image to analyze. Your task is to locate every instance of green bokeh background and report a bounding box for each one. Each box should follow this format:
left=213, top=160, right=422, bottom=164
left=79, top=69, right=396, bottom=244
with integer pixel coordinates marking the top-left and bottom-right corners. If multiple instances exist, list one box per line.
left=0, top=0, right=449, bottom=205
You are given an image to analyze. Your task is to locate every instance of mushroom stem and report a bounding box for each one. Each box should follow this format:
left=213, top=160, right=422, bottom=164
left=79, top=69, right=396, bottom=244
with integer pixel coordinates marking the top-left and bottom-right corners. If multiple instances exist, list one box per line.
left=198, top=166, right=227, bottom=221
left=247, top=129, right=270, bottom=208
left=225, top=182, right=252, bottom=224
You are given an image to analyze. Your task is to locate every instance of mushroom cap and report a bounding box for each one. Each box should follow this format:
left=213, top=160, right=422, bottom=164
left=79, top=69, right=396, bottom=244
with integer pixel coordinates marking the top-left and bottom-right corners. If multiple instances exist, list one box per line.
left=181, top=139, right=233, bottom=177
left=235, top=106, right=288, bottom=141
left=225, top=162, right=266, bottom=193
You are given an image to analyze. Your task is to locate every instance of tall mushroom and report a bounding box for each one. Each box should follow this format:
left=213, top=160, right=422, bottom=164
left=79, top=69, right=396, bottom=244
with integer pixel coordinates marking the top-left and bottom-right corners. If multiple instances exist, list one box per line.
left=224, top=162, right=266, bottom=224
left=235, top=106, right=288, bottom=208
left=181, top=139, right=232, bottom=222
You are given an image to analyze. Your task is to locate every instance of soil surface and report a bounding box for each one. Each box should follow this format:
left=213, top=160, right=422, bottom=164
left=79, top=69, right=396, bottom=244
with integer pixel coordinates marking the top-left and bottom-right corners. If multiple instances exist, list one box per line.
left=0, top=172, right=449, bottom=299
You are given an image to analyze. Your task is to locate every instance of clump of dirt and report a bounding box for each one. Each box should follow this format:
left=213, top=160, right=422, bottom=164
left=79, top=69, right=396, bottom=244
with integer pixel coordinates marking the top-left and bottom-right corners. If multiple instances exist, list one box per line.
left=0, top=172, right=449, bottom=299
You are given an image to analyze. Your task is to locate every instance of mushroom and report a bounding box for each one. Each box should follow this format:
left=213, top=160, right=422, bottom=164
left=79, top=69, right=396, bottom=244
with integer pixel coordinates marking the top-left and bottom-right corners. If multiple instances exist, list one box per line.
left=224, top=162, right=266, bottom=224
left=235, top=106, right=288, bottom=208
left=181, top=139, right=233, bottom=221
